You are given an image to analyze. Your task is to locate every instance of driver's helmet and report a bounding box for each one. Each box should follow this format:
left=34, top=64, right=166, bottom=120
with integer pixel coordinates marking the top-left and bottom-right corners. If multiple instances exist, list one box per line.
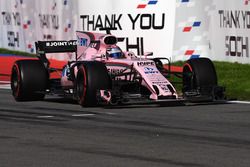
left=106, top=46, right=124, bottom=59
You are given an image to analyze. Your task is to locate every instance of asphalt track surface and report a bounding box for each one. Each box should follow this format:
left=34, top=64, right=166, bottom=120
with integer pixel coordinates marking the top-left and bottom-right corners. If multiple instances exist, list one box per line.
left=1, top=89, right=250, bottom=167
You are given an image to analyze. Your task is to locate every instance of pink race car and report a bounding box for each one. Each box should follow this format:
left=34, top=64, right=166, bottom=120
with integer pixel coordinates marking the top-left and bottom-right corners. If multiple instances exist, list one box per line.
left=11, top=29, right=224, bottom=106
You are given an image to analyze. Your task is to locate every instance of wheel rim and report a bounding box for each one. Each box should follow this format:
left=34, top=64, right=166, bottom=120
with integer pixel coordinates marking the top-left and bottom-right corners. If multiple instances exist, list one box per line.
left=77, top=67, right=87, bottom=105
left=11, top=65, right=20, bottom=98
left=183, top=64, right=195, bottom=90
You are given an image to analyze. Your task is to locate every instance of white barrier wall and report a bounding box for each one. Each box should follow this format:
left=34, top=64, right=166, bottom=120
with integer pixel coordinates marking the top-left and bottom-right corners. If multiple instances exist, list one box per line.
left=173, top=0, right=212, bottom=61
left=174, top=0, right=250, bottom=64
left=209, top=0, right=250, bottom=64
left=0, top=0, right=78, bottom=54
left=0, top=0, right=250, bottom=64
left=0, top=0, right=175, bottom=60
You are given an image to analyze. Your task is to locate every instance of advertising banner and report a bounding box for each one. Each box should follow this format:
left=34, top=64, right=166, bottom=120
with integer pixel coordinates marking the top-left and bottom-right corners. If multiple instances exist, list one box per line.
left=0, top=0, right=78, bottom=59
left=0, top=0, right=27, bottom=51
left=209, top=0, right=250, bottom=64
left=78, top=0, right=176, bottom=59
left=1, top=0, right=250, bottom=64
left=173, top=0, right=213, bottom=62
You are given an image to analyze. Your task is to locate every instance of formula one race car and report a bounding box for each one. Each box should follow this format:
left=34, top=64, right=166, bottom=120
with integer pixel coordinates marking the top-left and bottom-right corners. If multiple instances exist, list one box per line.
left=10, top=30, right=225, bottom=106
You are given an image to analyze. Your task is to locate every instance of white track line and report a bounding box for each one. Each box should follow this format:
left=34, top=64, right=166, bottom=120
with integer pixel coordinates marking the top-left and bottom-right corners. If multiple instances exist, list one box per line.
left=229, top=101, right=250, bottom=105
left=72, top=114, right=95, bottom=117
left=105, top=112, right=117, bottom=115
left=0, top=84, right=11, bottom=89
left=37, top=115, right=55, bottom=118
left=0, top=81, right=10, bottom=84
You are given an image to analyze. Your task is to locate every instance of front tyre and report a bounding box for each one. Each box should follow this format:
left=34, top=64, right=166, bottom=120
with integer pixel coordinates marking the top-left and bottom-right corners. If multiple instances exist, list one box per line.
left=75, top=61, right=111, bottom=107
left=182, top=58, right=221, bottom=101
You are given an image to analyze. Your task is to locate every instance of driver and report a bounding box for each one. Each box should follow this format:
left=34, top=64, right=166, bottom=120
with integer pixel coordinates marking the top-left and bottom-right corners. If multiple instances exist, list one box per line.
left=106, top=46, right=124, bottom=59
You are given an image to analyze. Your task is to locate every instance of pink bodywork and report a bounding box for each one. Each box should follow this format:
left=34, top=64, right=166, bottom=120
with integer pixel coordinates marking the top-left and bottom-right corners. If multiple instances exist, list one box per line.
left=61, top=31, right=178, bottom=101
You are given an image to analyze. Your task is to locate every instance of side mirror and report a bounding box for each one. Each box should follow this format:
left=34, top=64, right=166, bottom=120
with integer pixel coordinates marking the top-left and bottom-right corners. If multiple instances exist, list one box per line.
left=144, top=52, right=153, bottom=57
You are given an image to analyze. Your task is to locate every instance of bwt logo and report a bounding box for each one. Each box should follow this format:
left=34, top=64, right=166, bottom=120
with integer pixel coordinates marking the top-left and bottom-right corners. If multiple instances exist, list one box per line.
left=181, top=0, right=190, bottom=3
left=144, top=67, right=154, bottom=71
left=245, top=0, right=250, bottom=5
left=78, top=38, right=88, bottom=46
left=137, top=0, right=158, bottom=9
left=144, top=67, right=158, bottom=74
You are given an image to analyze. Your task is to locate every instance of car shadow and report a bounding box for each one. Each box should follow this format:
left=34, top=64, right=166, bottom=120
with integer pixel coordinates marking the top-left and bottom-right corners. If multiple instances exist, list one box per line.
left=44, top=97, right=78, bottom=105
left=43, top=96, right=228, bottom=109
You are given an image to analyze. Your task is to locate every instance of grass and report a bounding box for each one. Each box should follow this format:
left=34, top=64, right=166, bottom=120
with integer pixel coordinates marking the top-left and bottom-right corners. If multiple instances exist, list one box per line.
left=214, top=61, right=250, bottom=100
left=0, top=48, right=250, bottom=100
left=0, top=48, right=36, bottom=57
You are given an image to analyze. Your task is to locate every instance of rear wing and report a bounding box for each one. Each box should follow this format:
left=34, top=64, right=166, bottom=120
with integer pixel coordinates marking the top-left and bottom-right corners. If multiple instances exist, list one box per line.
left=35, top=40, right=77, bottom=68
left=35, top=40, right=77, bottom=53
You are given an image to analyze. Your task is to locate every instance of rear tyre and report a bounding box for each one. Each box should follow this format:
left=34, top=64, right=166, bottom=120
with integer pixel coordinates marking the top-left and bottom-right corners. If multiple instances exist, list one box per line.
left=182, top=58, right=218, bottom=100
left=11, top=60, right=48, bottom=101
left=75, top=61, right=111, bottom=107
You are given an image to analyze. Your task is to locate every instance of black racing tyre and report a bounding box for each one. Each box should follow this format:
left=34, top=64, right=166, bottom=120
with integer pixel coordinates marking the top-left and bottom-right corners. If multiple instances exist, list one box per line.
left=75, top=61, right=111, bottom=107
left=182, top=58, right=217, bottom=93
left=11, top=60, right=48, bottom=101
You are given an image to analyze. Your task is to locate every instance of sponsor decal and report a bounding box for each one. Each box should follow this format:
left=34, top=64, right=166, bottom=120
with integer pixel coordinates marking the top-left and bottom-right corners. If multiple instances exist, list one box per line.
left=180, top=0, right=190, bottom=3
left=152, top=81, right=168, bottom=84
left=152, top=81, right=171, bottom=92
left=158, top=84, right=170, bottom=92
left=78, top=37, right=88, bottom=46
left=137, top=61, right=155, bottom=66
left=107, top=68, right=126, bottom=75
left=144, top=67, right=158, bottom=74
left=144, top=67, right=154, bottom=70
left=45, top=41, right=77, bottom=47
